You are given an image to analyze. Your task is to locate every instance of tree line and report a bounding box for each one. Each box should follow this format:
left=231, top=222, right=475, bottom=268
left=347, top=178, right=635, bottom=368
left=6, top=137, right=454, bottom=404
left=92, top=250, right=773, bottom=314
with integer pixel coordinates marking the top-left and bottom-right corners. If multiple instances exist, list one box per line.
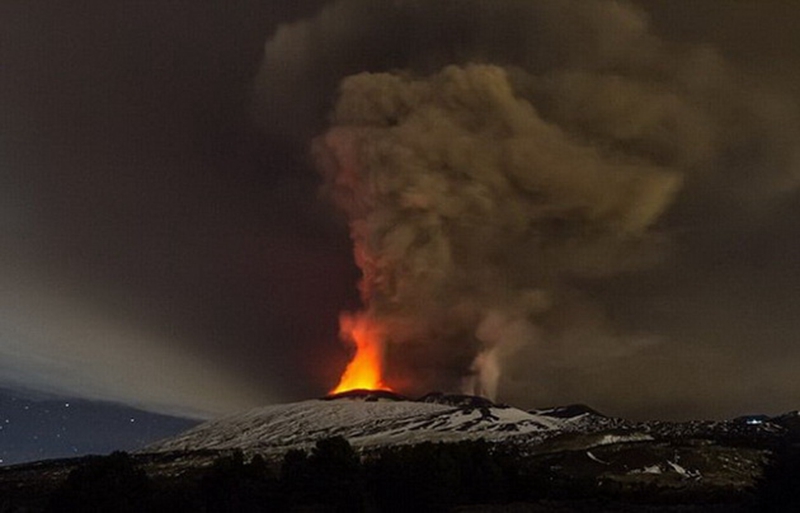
left=41, top=438, right=534, bottom=512
left=32, top=435, right=800, bottom=512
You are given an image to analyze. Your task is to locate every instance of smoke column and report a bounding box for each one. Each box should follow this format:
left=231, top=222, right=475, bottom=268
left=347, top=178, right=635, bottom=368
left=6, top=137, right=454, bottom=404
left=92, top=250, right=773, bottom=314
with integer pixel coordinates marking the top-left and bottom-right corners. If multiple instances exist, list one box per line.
left=314, top=65, right=680, bottom=397
left=254, top=0, right=800, bottom=404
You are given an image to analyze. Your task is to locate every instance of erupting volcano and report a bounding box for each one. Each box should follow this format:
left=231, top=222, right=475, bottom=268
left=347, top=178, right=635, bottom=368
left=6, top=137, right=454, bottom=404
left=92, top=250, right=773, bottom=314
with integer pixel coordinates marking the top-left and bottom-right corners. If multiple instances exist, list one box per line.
left=313, top=61, right=690, bottom=401
left=331, top=313, right=392, bottom=394
left=316, top=64, right=682, bottom=401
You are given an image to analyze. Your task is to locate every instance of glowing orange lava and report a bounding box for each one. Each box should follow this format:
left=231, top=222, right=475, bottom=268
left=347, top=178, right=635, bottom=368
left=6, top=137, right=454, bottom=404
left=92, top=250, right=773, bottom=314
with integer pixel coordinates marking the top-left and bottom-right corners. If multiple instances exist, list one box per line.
left=331, top=312, right=392, bottom=393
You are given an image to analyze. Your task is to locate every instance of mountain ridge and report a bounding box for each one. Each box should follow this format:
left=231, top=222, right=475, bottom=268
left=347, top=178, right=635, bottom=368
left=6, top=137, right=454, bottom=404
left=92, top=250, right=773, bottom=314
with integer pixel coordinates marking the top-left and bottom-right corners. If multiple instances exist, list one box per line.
left=145, top=392, right=797, bottom=458
left=145, top=392, right=591, bottom=456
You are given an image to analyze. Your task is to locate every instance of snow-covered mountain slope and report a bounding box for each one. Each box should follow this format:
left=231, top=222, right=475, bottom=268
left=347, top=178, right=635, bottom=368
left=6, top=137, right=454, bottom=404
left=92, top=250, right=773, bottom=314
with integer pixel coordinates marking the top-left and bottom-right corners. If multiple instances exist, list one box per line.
left=146, top=391, right=590, bottom=455
left=146, top=389, right=794, bottom=463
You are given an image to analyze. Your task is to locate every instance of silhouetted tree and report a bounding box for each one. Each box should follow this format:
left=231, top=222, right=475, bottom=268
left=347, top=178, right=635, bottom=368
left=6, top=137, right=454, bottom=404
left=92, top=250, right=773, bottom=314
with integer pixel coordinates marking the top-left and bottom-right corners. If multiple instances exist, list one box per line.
left=756, top=444, right=800, bottom=512
left=307, top=436, right=364, bottom=512
left=454, top=440, right=507, bottom=503
left=368, top=440, right=510, bottom=512
left=46, top=451, right=152, bottom=513
left=280, top=437, right=364, bottom=512
left=200, top=450, right=277, bottom=513
left=280, top=447, right=310, bottom=507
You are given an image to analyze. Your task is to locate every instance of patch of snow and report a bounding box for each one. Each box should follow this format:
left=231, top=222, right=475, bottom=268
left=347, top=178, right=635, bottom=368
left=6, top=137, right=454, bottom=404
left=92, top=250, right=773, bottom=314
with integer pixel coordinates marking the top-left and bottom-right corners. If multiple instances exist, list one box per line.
left=596, top=433, right=653, bottom=446
left=637, top=465, right=663, bottom=475
left=586, top=451, right=610, bottom=465
left=667, top=460, right=701, bottom=479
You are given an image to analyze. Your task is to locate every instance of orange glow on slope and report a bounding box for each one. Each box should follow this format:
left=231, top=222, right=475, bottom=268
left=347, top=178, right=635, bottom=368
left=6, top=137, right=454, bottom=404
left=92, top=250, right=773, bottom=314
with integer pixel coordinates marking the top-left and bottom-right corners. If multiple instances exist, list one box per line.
left=331, top=313, right=392, bottom=393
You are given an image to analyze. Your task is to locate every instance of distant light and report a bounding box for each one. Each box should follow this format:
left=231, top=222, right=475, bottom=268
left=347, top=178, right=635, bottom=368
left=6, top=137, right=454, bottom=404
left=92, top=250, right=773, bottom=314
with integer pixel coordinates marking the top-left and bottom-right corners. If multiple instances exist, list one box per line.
left=746, top=418, right=763, bottom=425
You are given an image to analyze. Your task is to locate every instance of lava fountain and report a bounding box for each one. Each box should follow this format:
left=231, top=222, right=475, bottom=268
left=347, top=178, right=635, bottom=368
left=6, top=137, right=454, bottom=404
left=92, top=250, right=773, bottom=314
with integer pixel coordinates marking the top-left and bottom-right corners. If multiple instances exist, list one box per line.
left=330, top=312, right=392, bottom=393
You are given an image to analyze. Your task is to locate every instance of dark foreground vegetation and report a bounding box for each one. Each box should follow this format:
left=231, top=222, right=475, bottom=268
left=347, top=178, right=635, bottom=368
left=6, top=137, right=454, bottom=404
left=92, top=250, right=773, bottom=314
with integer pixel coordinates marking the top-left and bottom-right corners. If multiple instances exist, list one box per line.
left=2, top=435, right=800, bottom=512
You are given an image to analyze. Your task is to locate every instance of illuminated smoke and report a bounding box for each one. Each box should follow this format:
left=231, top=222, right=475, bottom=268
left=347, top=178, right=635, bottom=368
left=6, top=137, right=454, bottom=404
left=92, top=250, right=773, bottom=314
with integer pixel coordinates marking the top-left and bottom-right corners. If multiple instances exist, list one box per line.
left=255, top=0, right=800, bottom=403
left=314, top=64, right=680, bottom=397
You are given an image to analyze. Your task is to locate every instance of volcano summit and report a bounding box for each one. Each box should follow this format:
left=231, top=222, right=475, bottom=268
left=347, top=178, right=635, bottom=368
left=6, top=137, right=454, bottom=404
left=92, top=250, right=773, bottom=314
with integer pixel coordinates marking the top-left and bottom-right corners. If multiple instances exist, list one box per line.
left=145, top=391, right=597, bottom=456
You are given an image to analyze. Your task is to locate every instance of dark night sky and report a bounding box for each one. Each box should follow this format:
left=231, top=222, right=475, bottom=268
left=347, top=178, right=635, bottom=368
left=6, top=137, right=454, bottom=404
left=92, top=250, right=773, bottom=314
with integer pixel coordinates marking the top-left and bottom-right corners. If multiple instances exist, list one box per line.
left=0, top=387, right=196, bottom=466
left=1, top=0, right=800, bottom=453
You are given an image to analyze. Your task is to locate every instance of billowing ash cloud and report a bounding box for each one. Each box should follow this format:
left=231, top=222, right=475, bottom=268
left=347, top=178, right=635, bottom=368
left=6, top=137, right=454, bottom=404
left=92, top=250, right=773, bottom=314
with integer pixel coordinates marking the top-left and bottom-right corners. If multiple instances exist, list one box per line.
left=253, top=0, right=800, bottom=408
left=314, top=64, right=679, bottom=396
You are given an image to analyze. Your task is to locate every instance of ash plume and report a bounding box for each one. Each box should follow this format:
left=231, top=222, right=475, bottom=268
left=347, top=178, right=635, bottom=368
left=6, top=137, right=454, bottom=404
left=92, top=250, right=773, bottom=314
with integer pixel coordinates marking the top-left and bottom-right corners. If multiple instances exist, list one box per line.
left=314, top=64, right=679, bottom=397
left=254, top=0, right=800, bottom=406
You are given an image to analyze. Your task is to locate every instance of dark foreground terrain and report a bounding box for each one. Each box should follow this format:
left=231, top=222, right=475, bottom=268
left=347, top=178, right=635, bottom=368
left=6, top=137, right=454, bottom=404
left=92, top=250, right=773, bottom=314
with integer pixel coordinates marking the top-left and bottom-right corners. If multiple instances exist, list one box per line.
left=2, top=408, right=800, bottom=512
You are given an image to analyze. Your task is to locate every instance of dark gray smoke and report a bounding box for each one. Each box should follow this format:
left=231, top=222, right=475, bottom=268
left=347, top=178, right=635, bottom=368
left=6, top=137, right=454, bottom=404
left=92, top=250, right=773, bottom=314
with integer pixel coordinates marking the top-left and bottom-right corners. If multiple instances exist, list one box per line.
left=314, top=64, right=679, bottom=397
left=253, top=0, right=800, bottom=408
